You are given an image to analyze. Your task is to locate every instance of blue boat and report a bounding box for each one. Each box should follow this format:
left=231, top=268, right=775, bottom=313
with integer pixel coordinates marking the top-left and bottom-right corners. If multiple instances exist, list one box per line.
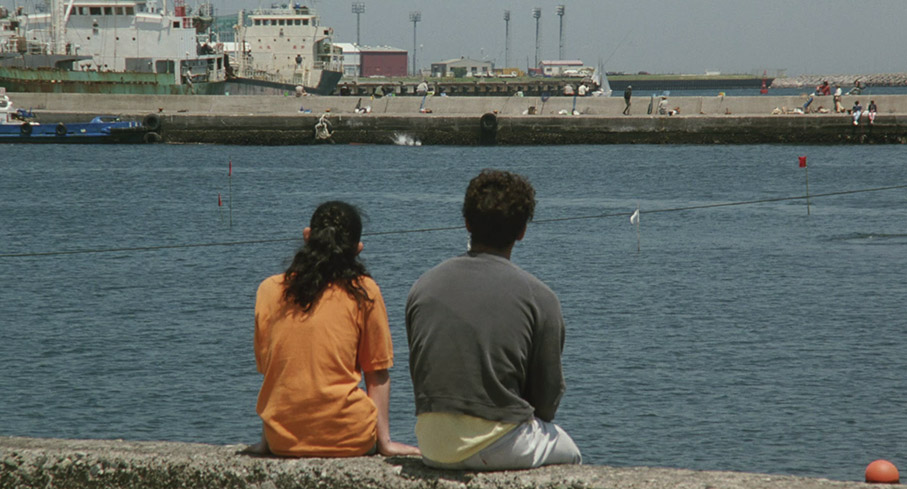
left=0, top=89, right=160, bottom=143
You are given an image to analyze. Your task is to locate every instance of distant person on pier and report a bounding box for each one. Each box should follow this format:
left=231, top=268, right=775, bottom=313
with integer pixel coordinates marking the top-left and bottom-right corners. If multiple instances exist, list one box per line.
left=406, top=169, right=582, bottom=471
left=245, top=201, right=420, bottom=459
left=867, top=100, right=878, bottom=125
left=833, top=85, right=844, bottom=113
left=623, top=85, right=633, bottom=115
left=851, top=100, right=863, bottom=125
left=847, top=80, right=863, bottom=95
left=657, top=96, right=669, bottom=115
left=816, top=81, right=831, bottom=96
left=802, top=94, right=814, bottom=113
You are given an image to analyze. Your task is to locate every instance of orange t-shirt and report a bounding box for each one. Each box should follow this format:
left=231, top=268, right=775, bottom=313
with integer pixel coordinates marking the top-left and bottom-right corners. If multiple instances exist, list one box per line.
left=254, top=274, right=394, bottom=457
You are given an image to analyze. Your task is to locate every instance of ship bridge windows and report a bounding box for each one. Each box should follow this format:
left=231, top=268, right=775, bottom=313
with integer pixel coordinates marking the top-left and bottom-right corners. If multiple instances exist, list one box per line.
left=252, top=16, right=308, bottom=26
left=76, top=5, right=133, bottom=15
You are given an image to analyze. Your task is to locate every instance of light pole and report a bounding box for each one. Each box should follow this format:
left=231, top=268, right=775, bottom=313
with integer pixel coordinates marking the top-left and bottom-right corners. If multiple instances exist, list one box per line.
left=532, top=8, right=541, bottom=68
left=503, top=10, right=510, bottom=69
left=409, top=11, right=421, bottom=77
left=351, top=2, right=365, bottom=46
left=556, top=5, right=565, bottom=60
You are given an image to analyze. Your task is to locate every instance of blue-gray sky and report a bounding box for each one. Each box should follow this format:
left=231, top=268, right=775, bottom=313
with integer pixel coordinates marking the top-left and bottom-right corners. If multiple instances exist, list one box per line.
left=5, top=0, right=904, bottom=75
left=301, top=0, right=904, bottom=76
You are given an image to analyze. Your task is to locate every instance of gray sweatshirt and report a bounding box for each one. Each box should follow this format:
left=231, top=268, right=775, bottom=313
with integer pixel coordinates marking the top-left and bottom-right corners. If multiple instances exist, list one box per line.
left=406, top=252, right=566, bottom=423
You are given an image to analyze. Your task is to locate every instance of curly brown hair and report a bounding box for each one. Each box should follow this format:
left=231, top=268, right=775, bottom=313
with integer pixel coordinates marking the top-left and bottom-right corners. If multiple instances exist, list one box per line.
left=462, top=169, right=536, bottom=249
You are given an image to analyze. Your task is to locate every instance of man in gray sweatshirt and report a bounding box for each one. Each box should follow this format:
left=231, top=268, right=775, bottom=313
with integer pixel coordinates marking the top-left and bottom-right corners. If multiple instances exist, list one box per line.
left=406, top=169, right=581, bottom=470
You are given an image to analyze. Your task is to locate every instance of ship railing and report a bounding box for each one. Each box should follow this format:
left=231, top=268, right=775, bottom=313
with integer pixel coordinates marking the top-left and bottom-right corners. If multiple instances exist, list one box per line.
left=238, top=68, right=308, bottom=86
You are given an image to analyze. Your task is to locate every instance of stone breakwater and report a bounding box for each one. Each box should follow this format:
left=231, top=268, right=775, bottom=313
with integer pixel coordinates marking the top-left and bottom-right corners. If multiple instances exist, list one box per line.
left=9, top=93, right=907, bottom=145
left=0, top=436, right=892, bottom=489
left=772, top=73, right=907, bottom=89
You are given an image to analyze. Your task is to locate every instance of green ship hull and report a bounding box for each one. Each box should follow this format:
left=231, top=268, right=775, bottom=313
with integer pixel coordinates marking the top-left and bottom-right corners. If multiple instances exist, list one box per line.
left=0, top=66, right=224, bottom=95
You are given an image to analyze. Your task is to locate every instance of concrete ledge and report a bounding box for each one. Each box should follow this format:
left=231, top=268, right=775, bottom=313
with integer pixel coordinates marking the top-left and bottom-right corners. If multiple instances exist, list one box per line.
left=10, top=93, right=907, bottom=145
left=9, top=93, right=907, bottom=117
left=0, top=436, right=891, bottom=489
left=19, top=112, right=907, bottom=145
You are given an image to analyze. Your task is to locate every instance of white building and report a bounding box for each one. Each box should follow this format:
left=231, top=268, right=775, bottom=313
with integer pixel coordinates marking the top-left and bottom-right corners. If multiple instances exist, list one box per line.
left=539, top=60, right=586, bottom=76
left=334, top=42, right=359, bottom=77
left=431, top=57, right=493, bottom=78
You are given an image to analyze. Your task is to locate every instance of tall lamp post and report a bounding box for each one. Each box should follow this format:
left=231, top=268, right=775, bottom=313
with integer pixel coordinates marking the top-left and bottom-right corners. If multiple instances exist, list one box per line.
left=351, top=2, right=365, bottom=45
left=532, top=8, right=541, bottom=68
left=503, top=10, right=511, bottom=69
left=556, top=5, right=565, bottom=60
left=409, top=11, right=421, bottom=77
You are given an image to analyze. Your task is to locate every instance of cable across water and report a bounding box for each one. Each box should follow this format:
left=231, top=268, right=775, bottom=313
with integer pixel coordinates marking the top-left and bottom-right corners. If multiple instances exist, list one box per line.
left=1, top=184, right=904, bottom=259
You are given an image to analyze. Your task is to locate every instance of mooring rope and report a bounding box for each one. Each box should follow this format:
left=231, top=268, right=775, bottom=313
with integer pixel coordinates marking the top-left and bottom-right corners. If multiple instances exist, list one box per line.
left=1, top=184, right=903, bottom=259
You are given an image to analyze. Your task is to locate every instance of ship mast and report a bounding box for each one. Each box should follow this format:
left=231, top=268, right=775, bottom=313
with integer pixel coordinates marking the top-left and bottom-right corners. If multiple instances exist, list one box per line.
left=234, top=9, right=245, bottom=77
left=50, top=0, right=66, bottom=54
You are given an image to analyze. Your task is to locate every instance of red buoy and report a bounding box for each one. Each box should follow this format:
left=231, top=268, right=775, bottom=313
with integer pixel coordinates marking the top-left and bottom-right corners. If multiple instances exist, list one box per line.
left=866, top=459, right=899, bottom=484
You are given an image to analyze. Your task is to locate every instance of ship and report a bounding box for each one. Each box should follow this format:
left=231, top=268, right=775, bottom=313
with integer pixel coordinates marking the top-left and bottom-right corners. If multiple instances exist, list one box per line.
left=604, top=73, right=774, bottom=92
left=224, top=4, right=342, bottom=95
left=0, top=0, right=228, bottom=94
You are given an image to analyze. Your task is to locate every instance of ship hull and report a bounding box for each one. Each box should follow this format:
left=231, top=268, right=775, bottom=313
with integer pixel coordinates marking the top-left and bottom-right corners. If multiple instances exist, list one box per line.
left=223, top=70, right=342, bottom=96
left=0, top=66, right=225, bottom=95
left=606, top=76, right=772, bottom=92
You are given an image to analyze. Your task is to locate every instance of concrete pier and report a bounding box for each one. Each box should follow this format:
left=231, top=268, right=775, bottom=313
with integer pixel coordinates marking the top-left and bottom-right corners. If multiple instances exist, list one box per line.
left=0, top=436, right=892, bottom=489
left=10, top=93, right=907, bottom=145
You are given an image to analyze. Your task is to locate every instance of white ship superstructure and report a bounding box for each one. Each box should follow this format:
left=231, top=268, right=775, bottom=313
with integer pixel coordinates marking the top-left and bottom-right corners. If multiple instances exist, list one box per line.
left=234, top=3, right=341, bottom=88
left=4, top=0, right=225, bottom=88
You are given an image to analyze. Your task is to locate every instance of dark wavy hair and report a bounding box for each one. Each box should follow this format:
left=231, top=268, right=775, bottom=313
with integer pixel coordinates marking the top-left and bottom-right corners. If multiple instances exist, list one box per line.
left=462, top=169, right=536, bottom=249
left=283, top=201, right=372, bottom=312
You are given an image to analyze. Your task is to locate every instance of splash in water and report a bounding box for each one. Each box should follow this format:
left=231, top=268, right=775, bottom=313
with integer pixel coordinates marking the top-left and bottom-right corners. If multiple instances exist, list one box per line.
left=392, top=133, right=422, bottom=146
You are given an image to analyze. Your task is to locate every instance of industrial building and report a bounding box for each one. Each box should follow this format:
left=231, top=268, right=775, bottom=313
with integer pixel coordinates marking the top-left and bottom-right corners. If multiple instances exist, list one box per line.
left=335, top=43, right=408, bottom=78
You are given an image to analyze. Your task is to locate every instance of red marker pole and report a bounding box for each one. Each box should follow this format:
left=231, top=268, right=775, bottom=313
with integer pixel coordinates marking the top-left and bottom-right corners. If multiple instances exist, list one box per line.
left=799, top=156, right=810, bottom=215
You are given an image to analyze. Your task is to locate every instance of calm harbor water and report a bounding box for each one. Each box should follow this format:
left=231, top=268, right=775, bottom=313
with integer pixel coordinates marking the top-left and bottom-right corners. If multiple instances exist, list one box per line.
left=1, top=143, right=905, bottom=481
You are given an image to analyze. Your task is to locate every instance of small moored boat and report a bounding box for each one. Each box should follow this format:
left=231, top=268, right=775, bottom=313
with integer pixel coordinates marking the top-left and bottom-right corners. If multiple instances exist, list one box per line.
left=0, top=88, right=160, bottom=143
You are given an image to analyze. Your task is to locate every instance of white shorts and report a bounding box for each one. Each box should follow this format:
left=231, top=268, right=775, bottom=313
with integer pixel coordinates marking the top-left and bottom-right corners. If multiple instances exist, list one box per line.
left=423, top=417, right=582, bottom=471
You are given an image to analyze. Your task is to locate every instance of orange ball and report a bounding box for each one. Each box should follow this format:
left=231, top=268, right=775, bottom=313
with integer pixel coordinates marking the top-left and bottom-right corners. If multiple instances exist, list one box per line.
left=866, top=459, right=900, bottom=484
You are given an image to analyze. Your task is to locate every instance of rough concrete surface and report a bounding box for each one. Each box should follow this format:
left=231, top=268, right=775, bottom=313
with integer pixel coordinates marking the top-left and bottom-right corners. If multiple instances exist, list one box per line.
left=0, top=436, right=899, bottom=489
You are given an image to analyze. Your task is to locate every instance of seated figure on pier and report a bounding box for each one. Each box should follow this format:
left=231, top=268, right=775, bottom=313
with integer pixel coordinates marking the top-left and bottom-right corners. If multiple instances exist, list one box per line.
left=246, top=201, right=419, bottom=458
left=406, top=169, right=582, bottom=471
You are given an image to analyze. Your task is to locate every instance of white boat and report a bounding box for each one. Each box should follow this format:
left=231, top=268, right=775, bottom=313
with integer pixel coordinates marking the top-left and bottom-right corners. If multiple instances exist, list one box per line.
left=591, top=65, right=612, bottom=97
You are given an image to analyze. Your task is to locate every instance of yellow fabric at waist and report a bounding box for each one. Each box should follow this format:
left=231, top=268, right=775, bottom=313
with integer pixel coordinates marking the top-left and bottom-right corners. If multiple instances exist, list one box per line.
left=415, top=412, right=518, bottom=464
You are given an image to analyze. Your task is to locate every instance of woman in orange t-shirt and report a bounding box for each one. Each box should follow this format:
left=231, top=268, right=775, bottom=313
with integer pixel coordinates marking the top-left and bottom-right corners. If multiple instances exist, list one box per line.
left=245, top=201, right=419, bottom=458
